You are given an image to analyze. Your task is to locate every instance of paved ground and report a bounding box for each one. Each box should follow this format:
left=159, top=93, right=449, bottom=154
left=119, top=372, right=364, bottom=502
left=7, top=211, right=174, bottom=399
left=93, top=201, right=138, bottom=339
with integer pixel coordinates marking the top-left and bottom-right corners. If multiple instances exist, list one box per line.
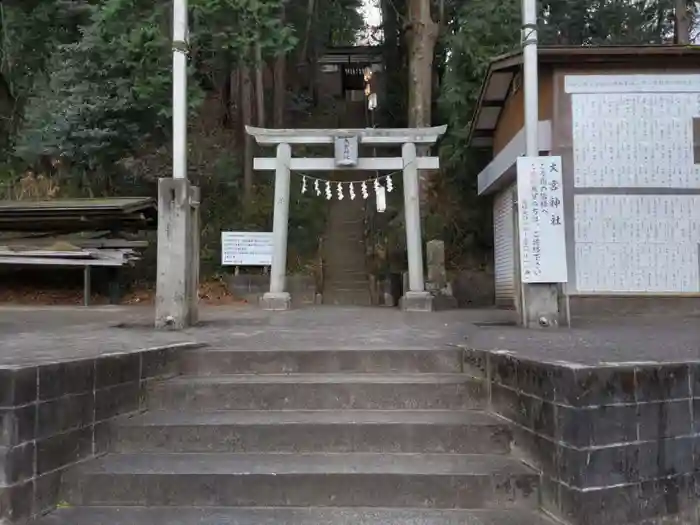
left=0, top=305, right=512, bottom=366
left=1, top=304, right=698, bottom=366
left=467, top=313, right=700, bottom=365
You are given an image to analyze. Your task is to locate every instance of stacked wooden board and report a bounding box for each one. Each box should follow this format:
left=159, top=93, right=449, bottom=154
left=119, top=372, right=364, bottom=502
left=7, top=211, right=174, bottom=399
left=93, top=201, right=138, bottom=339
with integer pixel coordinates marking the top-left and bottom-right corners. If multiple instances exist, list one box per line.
left=0, top=197, right=157, bottom=232
left=0, top=198, right=155, bottom=305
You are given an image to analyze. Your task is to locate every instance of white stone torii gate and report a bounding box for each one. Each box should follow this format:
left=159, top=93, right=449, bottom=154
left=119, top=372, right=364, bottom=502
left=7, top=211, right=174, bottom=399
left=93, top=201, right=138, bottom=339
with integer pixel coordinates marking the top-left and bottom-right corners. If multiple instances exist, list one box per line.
left=246, top=125, right=447, bottom=312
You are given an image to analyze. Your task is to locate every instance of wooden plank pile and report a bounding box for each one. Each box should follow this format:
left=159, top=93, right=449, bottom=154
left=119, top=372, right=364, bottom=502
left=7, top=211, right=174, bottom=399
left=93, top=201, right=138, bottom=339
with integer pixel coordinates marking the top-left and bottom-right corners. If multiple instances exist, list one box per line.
left=0, top=198, right=155, bottom=269
left=0, top=197, right=157, bottom=232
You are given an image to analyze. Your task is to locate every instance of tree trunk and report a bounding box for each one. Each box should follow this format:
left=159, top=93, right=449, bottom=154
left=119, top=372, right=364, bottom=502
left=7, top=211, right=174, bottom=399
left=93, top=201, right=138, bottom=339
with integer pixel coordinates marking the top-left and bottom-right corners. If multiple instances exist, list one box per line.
left=273, top=55, right=286, bottom=128
left=674, top=0, right=691, bottom=44
left=221, top=57, right=233, bottom=128
left=295, top=0, right=316, bottom=94
left=300, top=0, right=316, bottom=66
left=230, top=69, right=241, bottom=141
left=240, top=59, right=254, bottom=201
left=406, top=0, right=438, bottom=198
left=254, top=41, right=266, bottom=127
left=273, top=4, right=287, bottom=128
left=406, top=0, right=438, bottom=130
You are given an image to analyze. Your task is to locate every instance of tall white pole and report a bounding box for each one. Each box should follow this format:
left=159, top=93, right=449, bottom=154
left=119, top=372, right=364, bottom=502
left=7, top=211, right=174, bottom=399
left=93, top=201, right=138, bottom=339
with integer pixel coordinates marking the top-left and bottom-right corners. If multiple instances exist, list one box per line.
left=522, top=0, right=538, bottom=156
left=520, top=0, right=560, bottom=328
left=173, top=0, right=188, bottom=180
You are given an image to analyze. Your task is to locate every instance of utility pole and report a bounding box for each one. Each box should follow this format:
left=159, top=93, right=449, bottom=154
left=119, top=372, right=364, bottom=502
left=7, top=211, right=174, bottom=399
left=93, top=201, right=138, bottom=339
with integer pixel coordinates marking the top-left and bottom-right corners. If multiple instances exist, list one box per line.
left=155, top=0, right=200, bottom=329
left=173, top=0, right=188, bottom=181
left=675, top=0, right=691, bottom=44
left=519, top=0, right=561, bottom=328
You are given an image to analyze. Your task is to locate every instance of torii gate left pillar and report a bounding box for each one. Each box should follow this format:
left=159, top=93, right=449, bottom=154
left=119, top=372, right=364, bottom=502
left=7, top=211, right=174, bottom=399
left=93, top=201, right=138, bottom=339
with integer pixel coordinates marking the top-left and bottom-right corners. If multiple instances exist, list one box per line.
left=246, top=125, right=447, bottom=312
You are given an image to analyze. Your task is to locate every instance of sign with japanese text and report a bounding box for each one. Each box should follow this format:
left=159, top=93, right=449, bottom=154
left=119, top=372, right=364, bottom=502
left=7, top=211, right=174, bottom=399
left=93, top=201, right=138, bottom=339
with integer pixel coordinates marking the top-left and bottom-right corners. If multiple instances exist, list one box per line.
left=221, top=232, right=273, bottom=266
left=334, top=135, right=359, bottom=167
left=517, top=156, right=568, bottom=283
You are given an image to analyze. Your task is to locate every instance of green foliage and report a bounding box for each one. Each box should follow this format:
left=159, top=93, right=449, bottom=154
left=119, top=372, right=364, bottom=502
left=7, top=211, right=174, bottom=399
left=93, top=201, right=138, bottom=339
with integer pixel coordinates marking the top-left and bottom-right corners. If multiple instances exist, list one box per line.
left=191, top=0, right=297, bottom=62
left=313, top=0, right=365, bottom=47
left=16, top=0, right=189, bottom=169
left=539, top=0, right=681, bottom=44
left=0, top=0, right=90, bottom=102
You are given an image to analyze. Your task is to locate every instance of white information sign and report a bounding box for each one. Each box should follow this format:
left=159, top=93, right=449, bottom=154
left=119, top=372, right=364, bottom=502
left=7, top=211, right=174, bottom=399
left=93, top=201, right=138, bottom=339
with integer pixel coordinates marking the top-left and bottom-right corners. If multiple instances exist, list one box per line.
left=221, top=231, right=273, bottom=266
left=574, top=195, right=700, bottom=293
left=571, top=91, right=700, bottom=188
left=517, top=156, right=568, bottom=283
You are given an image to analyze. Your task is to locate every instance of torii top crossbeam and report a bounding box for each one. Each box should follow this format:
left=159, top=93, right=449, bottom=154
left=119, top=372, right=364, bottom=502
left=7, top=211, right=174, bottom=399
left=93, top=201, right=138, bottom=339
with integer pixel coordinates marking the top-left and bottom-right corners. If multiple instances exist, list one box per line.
left=245, top=126, right=448, bottom=145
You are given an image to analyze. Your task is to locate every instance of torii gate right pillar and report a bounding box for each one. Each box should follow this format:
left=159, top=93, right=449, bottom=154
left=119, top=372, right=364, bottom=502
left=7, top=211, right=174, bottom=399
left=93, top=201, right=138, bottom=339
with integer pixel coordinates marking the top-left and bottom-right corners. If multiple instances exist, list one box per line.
left=400, top=142, right=433, bottom=312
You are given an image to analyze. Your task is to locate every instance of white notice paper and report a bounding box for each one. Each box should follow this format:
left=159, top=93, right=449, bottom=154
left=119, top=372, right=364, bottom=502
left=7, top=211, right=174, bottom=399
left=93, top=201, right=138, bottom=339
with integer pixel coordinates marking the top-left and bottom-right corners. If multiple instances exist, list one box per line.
left=517, top=156, right=568, bottom=283
left=221, top=232, right=273, bottom=266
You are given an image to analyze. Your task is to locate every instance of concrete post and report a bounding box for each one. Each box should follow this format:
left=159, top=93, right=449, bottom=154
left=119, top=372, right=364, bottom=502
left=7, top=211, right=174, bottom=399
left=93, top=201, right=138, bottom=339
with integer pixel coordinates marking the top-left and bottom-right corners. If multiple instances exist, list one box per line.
left=261, top=143, right=292, bottom=310
left=156, top=178, right=197, bottom=329
left=187, top=186, right=201, bottom=325
left=400, top=142, right=433, bottom=312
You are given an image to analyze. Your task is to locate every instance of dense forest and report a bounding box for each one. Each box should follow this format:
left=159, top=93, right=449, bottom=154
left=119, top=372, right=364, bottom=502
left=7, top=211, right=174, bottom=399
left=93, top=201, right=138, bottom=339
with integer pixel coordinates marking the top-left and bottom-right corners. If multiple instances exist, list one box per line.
left=0, top=0, right=697, bottom=276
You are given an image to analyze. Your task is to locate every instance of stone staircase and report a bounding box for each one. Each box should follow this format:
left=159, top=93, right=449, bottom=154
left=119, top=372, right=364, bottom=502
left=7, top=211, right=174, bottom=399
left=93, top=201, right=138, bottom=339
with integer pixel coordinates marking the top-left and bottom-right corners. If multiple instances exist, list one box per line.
left=321, top=98, right=372, bottom=306
left=322, top=190, right=372, bottom=306
left=33, top=347, right=555, bottom=525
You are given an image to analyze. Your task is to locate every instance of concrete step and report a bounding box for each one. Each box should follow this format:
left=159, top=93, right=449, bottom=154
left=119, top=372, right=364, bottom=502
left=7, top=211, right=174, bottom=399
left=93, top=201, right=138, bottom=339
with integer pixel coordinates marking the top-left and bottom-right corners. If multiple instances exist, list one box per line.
left=323, top=270, right=368, bottom=281
left=180, top=348, right=465, bottom=375
left=323, top=280, right=369, bottom=289
left=111, top=410, right=510, bottom=454
left=322, top=289, right=372, bottom=306
left=147, top=374, right=485, bottom=411
left=324, top=282, right=369, bottom=291
left=323, top=266, right=367, bottom=277
left=31, top=507, right=558, bottom=525
left=327, top=217, right=365, bottom=225
left=324, top=252, right=366, bottom=262
left=63, top=452, right=539, bottom=508
left=323, top=285, right=370, bottom=294
left=324, top=254, right=366, bottom=263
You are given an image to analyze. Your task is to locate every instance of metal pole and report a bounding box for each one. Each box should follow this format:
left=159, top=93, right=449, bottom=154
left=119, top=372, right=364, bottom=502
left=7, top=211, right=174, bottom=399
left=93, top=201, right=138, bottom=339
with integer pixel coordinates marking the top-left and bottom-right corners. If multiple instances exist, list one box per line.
left=522, top=0, right=538, bottom=157
left=520, top=0, right=561, bottom=328
left=173, top=0, right=188, bottom=180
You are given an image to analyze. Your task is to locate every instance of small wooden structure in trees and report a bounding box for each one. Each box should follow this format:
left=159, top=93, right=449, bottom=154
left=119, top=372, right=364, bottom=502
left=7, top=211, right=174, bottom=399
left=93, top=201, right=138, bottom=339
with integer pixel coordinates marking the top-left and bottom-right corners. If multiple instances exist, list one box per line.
left=246, top=125, right=447, bottom=311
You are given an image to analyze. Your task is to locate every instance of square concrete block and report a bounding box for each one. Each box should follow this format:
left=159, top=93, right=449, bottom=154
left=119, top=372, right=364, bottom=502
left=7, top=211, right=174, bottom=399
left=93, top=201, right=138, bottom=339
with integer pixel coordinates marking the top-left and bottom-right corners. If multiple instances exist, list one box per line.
left=400, top=292, right=434, bottom=312
left=260, top=292, right=292, bottom=311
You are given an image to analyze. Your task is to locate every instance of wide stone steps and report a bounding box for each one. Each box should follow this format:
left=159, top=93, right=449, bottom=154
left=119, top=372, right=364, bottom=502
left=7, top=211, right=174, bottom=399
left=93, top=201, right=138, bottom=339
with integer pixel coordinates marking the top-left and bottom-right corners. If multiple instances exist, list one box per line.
left=147, top=373, right=484, bottom=411
left=111, top=409, right=510, bottom=454
left=32, top=506, right=557, bottom=525
left=28, top=347, right=554, bottom=525
left=179, top=348, right=464, bottom=375
left=62, top=452, right=539, bottom=508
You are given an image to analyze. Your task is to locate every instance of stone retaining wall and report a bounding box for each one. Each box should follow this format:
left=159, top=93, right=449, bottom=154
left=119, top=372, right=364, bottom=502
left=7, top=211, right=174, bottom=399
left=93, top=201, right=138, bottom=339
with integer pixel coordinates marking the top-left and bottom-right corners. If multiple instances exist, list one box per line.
left=0, top=344, right=195, bottom=522
left=464, top=347, right=700, bottom=525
